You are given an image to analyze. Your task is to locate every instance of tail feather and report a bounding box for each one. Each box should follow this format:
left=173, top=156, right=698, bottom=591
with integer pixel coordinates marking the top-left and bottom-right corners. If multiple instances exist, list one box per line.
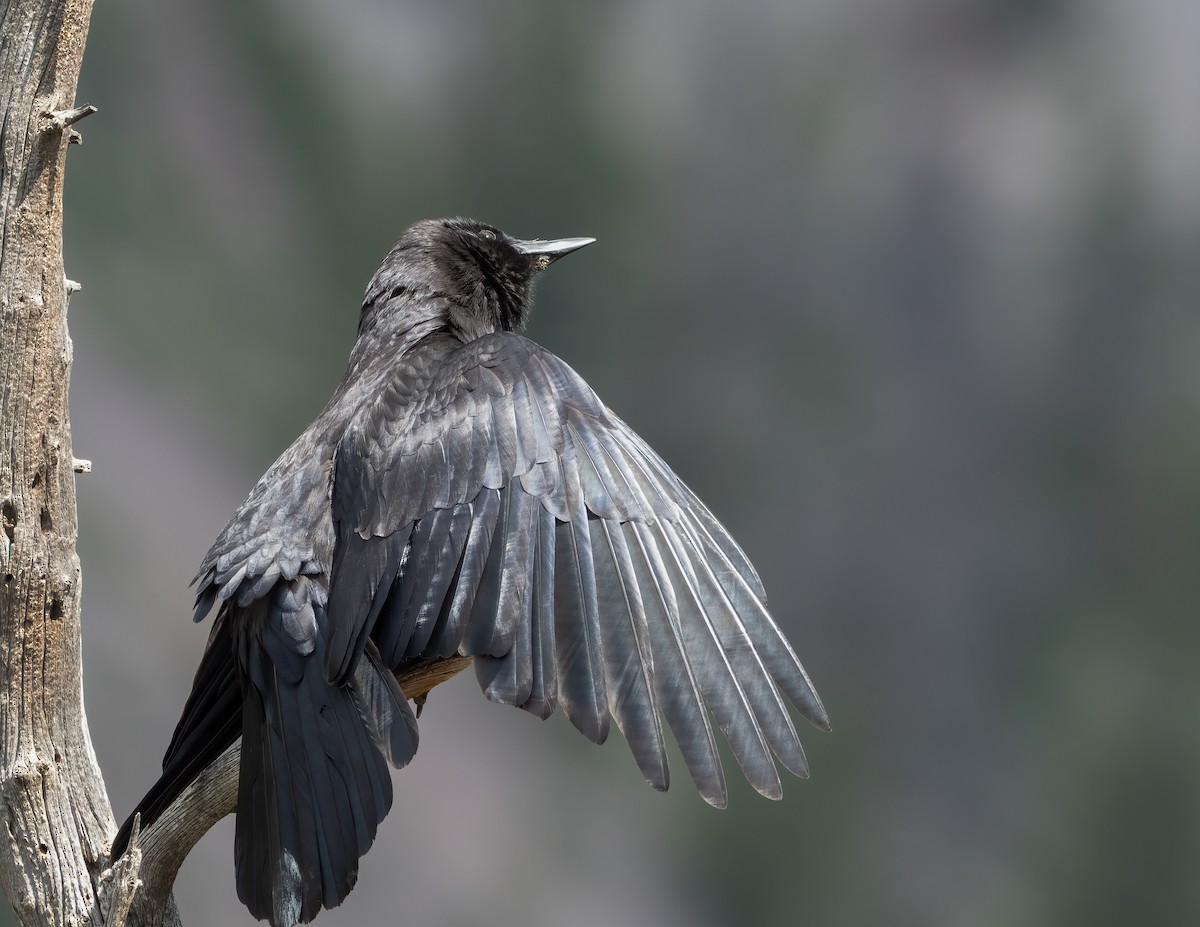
left=235, top=594, right=418, bottom=927
left=115, top=579, right=419, bottom=927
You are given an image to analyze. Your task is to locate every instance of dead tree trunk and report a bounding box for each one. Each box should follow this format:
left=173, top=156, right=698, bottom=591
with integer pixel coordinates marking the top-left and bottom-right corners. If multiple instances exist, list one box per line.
left=0, top=2, right=163, bottom=925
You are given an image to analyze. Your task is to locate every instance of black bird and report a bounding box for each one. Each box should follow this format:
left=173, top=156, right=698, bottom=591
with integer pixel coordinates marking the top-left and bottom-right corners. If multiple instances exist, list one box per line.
left=112, top=217, right=830, bottom=926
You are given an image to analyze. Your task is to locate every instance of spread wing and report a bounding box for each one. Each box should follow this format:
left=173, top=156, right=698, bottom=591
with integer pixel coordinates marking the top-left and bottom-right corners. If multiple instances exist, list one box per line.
left=326, top=331, right=828, bottom=807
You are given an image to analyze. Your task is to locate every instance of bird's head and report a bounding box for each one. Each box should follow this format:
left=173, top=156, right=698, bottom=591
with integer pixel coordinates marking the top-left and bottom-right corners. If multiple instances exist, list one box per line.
left=361, top=217, right=594, bottom=342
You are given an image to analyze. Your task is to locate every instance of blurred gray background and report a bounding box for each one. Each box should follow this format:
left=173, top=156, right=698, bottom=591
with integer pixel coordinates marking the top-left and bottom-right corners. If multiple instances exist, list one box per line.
left=16, top=0, right=1200, bottom=925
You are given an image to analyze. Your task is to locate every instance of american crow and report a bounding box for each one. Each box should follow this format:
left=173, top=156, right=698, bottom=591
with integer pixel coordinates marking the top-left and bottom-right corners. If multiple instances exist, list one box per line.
left=112, top=217, right=829, bottom=926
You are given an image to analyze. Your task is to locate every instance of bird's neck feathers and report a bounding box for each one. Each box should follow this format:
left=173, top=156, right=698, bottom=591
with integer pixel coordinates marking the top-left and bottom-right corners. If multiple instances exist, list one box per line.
left=342, top=286, right=446, bottom=383
left=356, top=267, right=531, bottom=348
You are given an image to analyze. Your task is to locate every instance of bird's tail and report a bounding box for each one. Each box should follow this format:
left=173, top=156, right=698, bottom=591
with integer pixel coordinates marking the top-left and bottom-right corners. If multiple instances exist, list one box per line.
left=235, top=586, right=419, bottom=927
left=111, top=580, right=419, bottom=927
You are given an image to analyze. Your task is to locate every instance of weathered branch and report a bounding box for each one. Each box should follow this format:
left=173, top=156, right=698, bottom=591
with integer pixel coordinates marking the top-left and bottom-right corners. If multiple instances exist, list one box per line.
left=98, top=816, right=142, bottom=927
left=43, top=103, right=97, bottom=133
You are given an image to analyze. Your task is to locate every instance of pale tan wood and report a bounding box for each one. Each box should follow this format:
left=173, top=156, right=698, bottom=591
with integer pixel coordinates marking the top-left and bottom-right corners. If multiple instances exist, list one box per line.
left=0, top=3, right=132, bottom=925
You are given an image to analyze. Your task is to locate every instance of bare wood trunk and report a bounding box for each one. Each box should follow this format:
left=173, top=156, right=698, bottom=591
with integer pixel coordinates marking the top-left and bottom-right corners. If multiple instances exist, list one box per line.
left=0, top=1, right=137, bottom=924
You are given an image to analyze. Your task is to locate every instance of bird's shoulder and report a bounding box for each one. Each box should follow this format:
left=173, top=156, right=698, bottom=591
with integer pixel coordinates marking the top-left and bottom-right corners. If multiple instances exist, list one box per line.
left=351, top=330, right=595, bottom=428
left=332, top=330, right=616, bottom=538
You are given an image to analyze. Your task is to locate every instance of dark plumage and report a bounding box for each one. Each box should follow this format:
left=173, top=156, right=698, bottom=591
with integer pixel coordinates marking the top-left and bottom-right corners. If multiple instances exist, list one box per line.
left=112, top=217, right=829, bottom=926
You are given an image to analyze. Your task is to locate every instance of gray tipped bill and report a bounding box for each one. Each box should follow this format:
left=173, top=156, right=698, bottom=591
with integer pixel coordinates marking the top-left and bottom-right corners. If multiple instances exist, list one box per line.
left=511, top=236, right=596, bottom=264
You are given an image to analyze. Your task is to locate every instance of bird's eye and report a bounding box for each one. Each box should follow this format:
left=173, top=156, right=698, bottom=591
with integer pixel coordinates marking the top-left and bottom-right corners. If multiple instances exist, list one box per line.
left=478, top=229, right=497, bottom=241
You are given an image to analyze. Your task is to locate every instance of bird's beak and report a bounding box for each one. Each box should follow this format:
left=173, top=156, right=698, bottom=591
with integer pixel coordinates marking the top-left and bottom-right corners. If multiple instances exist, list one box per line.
left=511, top=236, right=596, bottom=265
